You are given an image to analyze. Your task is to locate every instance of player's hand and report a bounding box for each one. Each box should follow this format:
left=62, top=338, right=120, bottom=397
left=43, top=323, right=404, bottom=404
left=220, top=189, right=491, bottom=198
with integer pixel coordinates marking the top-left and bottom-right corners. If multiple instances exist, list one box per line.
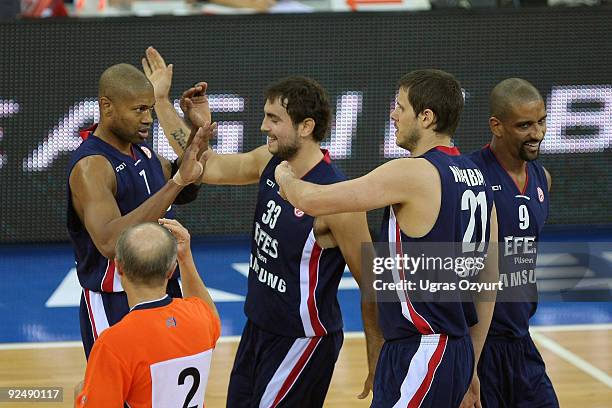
left=180, top=82, right=212, bottom=128
left=175, top=123, right=217, bottom=185
left=459, top=373, right=481, bottom=408
left=142, top=46, right=173, bottom=101
left=274, top=161, right=295, bottom=200
left=357, top=371, right=374, bottom=399
left=159, top=218, right=191, bottom=261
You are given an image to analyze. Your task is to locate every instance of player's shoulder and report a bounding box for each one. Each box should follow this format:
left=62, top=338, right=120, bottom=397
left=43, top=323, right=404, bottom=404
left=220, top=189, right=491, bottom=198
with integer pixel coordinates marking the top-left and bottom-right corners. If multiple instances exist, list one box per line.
left=466, top=145, right=488, bottom=160
left=179, top=298, right=222, bottom=342
left=69, top=154, right=114, bottom=184
left=324, top=161, right=347, bottom=183
left=180, top=297, right=217, bottom=318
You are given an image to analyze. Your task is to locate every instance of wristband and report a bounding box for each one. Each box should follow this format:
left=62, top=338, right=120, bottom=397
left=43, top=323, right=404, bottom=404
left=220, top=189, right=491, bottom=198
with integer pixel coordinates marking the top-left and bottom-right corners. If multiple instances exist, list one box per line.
left=172, top=162, right=203, bottom=186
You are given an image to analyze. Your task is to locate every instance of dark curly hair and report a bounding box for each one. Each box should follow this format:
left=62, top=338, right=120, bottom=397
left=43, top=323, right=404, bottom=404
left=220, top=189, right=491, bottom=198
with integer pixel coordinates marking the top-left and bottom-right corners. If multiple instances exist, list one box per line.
left=265, top=76, right=331, bottom=142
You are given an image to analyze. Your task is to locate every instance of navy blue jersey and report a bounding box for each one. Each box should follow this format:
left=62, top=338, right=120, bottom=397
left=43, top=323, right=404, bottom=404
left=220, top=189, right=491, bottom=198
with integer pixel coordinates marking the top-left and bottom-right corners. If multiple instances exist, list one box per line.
left=244, top=150, right=347, bottom=338
left=469, top=145, right=549, bottom=338
left=379, top=146, right=494, bottom=339
left=67, top=126, right=175, bottom=292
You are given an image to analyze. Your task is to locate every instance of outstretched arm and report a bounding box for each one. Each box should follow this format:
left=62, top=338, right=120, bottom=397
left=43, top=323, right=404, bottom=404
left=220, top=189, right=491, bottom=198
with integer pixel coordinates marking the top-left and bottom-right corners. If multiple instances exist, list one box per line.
left=142, top=46, right=196, bottom=156
left=275, top=158, right=433, bottom=216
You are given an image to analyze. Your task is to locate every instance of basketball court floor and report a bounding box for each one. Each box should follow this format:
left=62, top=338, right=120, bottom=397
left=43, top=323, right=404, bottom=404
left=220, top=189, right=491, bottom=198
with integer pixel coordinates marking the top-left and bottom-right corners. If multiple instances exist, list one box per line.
left=1, top=232, right=611, bottom=406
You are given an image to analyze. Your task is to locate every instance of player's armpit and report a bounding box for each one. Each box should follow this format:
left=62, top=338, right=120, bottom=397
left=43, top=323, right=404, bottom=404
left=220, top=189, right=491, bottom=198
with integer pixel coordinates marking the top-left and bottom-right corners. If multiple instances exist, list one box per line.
left=201, top=145, right=271, bottom=185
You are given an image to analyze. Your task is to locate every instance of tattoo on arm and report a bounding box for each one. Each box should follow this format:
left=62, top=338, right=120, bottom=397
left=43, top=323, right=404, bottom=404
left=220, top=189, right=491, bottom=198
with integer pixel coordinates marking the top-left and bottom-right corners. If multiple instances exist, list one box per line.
left=171, top=128, right=188, bottom=150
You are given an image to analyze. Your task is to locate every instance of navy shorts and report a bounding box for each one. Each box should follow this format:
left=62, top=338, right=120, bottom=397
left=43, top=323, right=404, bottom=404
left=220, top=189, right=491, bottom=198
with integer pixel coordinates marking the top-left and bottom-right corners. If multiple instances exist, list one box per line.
left=227, top=320, right=344, bottom=408
left=371, top=334, right=473, bottom=408
left=79, top=279, right=182, bottom=359
left=478, top=333, right=559, bottom=408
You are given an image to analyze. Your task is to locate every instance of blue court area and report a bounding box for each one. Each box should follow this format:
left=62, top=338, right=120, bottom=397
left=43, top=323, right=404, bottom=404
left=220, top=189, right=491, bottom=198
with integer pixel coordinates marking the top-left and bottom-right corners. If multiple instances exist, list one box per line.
left=1, top=228, right=612, bottom=344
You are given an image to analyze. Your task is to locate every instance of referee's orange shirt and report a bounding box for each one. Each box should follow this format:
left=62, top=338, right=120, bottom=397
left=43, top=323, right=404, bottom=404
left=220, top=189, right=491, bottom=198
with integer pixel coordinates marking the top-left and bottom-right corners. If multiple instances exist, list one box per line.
left=76, top=295, right=221, bottom=408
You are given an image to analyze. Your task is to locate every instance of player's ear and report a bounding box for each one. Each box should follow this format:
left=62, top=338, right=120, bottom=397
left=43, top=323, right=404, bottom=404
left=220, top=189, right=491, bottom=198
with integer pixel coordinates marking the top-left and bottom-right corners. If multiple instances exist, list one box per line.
left=299, top=118, right=315, bottom=139
left=166, top=262, right=177, bottom=280
left=100, top=96, right=113, bottom=117
left=420, top=109, right=437, bottom=130
left=489, top=116, right=502, bottom=138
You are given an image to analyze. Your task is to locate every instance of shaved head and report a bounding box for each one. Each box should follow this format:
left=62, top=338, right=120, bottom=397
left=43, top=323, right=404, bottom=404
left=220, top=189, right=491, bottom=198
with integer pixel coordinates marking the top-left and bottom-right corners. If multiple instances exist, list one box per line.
left=115, top=222, right=177, bottom=286
left=99, top=63, right=152, bottom=101
left=490, top=78, right=543, bottom=120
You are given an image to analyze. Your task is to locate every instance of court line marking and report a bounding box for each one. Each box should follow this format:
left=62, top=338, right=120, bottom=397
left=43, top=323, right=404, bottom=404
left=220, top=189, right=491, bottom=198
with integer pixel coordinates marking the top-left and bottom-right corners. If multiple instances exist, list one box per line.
left=530, top=323, right=612, bottom=332
left=1, top=323, right=611, bottom=351
left=531, top=331, right=612, bottom=389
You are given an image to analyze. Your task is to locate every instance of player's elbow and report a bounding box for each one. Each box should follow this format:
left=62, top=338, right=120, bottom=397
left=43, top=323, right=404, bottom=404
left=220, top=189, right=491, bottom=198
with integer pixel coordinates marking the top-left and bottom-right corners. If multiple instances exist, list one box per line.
left=97, top=239, right=116, bottom=259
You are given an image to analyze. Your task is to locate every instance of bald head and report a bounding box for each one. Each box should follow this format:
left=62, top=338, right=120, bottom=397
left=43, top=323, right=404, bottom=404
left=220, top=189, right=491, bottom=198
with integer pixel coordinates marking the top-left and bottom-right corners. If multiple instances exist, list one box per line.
left=99, top=63, right=152, bottom=101
left=115, top=223, right=177, bottom=286
left=490, top=78, right=543, bottom=120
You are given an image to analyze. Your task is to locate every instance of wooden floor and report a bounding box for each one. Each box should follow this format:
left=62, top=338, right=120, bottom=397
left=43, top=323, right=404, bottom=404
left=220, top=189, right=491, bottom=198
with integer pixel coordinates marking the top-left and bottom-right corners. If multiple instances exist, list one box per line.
left=1, top=328, right=610, bottom=407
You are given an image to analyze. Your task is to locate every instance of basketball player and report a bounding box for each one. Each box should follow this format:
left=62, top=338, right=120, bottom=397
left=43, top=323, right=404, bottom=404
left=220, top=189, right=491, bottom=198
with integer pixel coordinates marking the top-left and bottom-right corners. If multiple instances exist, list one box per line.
left=67, top=63, right=214, bottom=358
left=275, top=70, right=500, bottom=408
left=75, top=220, right=220, bottom=407
left=466, top=78, right=559, bottom=407
left=148, top=53, right=384, bottom=405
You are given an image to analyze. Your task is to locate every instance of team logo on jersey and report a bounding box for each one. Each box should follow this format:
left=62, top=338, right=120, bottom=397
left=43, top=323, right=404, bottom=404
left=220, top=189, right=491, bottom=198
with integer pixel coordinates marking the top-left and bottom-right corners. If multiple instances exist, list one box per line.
left=537, top=186, right=545, bottom=202
left=294, top=208, right=304, bottom=217
left=141, top=146, right=152, bottom=159
left=166, top=316, right=177, bottom=327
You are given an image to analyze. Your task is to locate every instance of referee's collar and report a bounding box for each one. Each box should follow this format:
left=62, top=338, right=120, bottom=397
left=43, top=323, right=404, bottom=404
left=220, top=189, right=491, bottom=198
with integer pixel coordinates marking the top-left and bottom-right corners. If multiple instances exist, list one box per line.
left=130, top=295, right=172, bottom=312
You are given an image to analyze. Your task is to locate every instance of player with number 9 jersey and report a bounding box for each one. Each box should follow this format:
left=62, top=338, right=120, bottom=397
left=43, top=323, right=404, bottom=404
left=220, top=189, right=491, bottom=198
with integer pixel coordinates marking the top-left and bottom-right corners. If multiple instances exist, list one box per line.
left=468, top=78, right=559, bottom=408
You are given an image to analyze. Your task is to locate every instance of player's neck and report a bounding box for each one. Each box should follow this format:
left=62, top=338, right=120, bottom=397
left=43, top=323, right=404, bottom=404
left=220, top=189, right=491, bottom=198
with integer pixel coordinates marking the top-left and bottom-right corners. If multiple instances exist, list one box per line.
left=287, top=142, right=324, bottom=179
left=125, top=287, right=168, bottom=310
left=411, top=134, right=452, bottom=157
left=94, top=124, right=132, bottom=156
left=489, top=139, right=526, bottom=176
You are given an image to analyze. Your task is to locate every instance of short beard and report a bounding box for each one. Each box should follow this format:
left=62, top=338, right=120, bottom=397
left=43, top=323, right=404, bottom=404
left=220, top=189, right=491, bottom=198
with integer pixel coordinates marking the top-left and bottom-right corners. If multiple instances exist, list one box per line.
left=519, top=145, right=540, bottom=162
left=397, top=128, right=421, bottom=153
left=273, top=140, right=300, bottom=160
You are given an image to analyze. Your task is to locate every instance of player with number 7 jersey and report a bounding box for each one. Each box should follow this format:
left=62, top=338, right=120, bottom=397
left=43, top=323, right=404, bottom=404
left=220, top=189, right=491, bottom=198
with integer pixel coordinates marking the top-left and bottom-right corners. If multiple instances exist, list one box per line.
left=67, top=62, right=207, bottom=359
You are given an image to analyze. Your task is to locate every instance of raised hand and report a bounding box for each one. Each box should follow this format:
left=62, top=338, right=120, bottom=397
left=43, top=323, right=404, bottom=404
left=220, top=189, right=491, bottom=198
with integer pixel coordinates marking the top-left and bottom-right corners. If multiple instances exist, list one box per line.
left=180, top=82, right=212, bottom=128
left=174, top=123, right=217, bottom=185
left=142, top=46, right=173, bottom=101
